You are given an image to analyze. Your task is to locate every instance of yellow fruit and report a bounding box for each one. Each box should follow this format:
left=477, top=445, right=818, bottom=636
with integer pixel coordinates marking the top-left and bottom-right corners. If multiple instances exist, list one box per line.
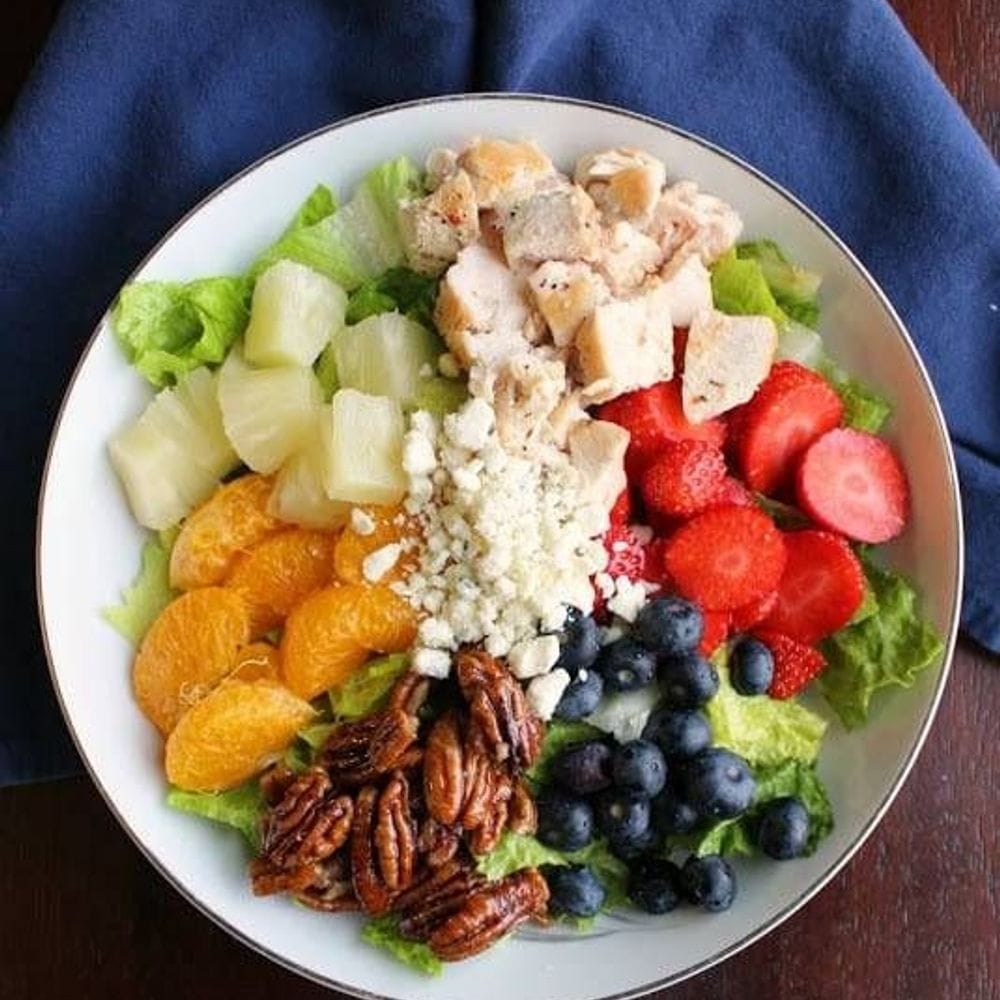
left=333, top=504, right=419, bottom=585
left=229, top=642, right=281, bottom=682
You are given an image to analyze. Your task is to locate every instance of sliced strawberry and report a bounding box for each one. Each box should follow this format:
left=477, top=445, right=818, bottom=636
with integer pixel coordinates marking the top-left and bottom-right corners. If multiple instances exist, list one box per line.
left=709, top=476, right=755, bottom=510
left=644, top=537, right=674, bottom=589
left=760, top=530, right=866, bottom=643
left=599, top=381, right=726, bottom=480
left=609, top=490, right=634, bottom=527
left=698, top=609, right=731, bottom=657
left=796, top=428, right=909, bottom=543
left=737, top=361, right=844, bottom=495
left=662, top=506, right=787, bottom=610
left=731, top=589, right=779, bottom=632
left=603, top=523, right=648, bottom=581
left=641, top=440, right=727, bottom=519
left=754, top=629, right=827, bottom=699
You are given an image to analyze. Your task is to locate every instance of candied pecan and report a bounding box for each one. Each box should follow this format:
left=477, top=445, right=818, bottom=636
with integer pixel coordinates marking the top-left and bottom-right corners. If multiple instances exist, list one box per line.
left=319, top=708, right=418, bottom=785
left=508, top=779, right=538, bottom=836
left=416, top=818, right=461, bottom=869
left=260, top=764, right=297, bottom=806
left=427, top=868, right=550, bottom=961
left=387, top=670, right=432, bottom=717
left=396, top=859, right=486, bottom=941
left=423, top=710, right=465, bottom=825
left=457, top=729, right=494, bottom=829
left=468, top=794, right=509, bottom=855
left=295, top=855, right=360, bottom=913
left=351, top=786, right=395, bottom=915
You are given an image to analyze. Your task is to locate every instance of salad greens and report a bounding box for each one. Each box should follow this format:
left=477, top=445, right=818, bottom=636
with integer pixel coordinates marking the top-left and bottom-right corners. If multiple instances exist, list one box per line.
left=329, top=653, right=410, bottom=720
left=345, top=267, right=438, bottom=328
left=281, top=184, right=338, bottom=234
left=736, top=240, right=822, bottom=328
left=166, top=781, right=264, bottom=850
left=103, top=527, right=178, bottom=643
left=819, top=362, right=893, bottom=434
left=362, top=916, right=443, bottom=976
left=710, top=251, right=788, bottom=327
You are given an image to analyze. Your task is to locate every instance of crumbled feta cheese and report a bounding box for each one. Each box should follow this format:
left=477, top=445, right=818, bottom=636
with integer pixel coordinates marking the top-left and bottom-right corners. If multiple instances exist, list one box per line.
left=418, top=617, right=456, bottom=650
left=412, top=648, right=452, bottom=679
left=594, top=572, right=615, bottom=599
left=606, top=576, right=650, bottom=623
left=438, top=352, right=461, bottom=379
left=599, top=623, right=627, bottom=646
left=526, top=668, right=571, bottom=720
left=362, top=543, right=402, bottom=583
left=350, top=507, right=376, bottom=536
left=587, top=686, right=660, bottom=742
left=508, top=634, right=561, bottom=679
left=402, top=429, right=438, bottom=476
left=444, top=398, right=494, bottom=451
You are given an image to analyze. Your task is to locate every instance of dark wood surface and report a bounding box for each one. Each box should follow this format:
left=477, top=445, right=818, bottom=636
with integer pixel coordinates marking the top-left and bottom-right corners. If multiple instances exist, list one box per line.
left=3, top=2, right=998, bottom=998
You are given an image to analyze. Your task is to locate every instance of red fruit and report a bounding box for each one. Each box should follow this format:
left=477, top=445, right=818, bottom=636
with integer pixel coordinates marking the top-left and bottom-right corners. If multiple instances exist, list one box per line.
left=699, top=609, right=731, bottom=657
left=609, top=490, right=633, bottom=527
left=754, top=630, right=827, bottom=699
left=761, top=530, right=866, bottom=643
left=603, top=524, right=648, bottom=581
left=731, top=590, right=779, bottom=632
left=644, top=537, right=673, bottom=589
left=737, top=361, right=844, bottom=494
left=796, top=428, right=909, bottom=543
left=673, top=327, right=689, bottom=376
left=642, top=440, right=727, bottom=519
left=662, top=506, right=787, bottom=610
left=599, top=382, right=726, bottom=479
left=709, top=476, right=755, bottom=510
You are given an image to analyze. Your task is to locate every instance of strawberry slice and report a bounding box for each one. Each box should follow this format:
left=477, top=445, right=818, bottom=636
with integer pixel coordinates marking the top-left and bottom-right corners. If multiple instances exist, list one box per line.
left=599, top=381, right=726, bottom=479
left=609, top=490, right=634, bottom=527
left=709, top=476, right=755, bottom=510
left=754, top=629, right=827, bottom=699
left=662, top=506, right=787, bottom=610
left=760, top=530, right=865, bottom=643
left=731, top=589, right=779, bottom=632
left=644, top=537, right=673, bottom=589
left=603, top=523, right=648, bottom=580
left=698, top=609, right=731, bottom=657
left=642, top=440, right=727, bottom=519
left=737, top=361, right=844, bottom=494
left=796, top=428, right=909, bottom=543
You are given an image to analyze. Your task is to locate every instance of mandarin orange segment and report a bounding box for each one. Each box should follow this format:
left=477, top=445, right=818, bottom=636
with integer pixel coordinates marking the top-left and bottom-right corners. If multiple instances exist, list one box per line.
left=353, top=584, right=420, bottom=653
left=333, top=505, right=420, bottom=585
left=133, top=588, right=250, bottom=733
left=164, top=678, right=315, bottom=791
left=225, top=528, right=337, bottom=636
left=229, top=641, right=281, bottom=682
left=169, top=474, right=280, bottom=590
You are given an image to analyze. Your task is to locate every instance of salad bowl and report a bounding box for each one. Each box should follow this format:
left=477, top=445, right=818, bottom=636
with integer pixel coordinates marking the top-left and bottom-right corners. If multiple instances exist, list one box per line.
left=36, top=94, right=962, bottom=1000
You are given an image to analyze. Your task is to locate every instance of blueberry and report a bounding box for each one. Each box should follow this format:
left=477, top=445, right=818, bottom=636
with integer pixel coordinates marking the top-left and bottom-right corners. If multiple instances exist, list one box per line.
left=658, top=652, right=719, bottom=709
left=651, top=787, right=701, bottom=836
left=596, top=638, right=658, bottom=693
left=730, top=637, right=774, bottom=696
left=679, top=854, right=737, bottom=912
left=551, top=740, right=613, bottom=796
left=643, top=708, right=712, bottom=759
left=611, top=740, right=667, bottom=797
left=679, top=748, right=756, bottom=820
left=635, top=597, right=703, bottom=656
left=628, top=857, right=682, bottom=914
left=608, top=824, right=658, bottom=861
left=553, top=667, right=604, bottom=720
left=595, top=788, right=651, bottom=843
left=554, top=607, right=601, bottom=675
left=756, top=796, right=810, bottom=860
left=537, top=790, right=595, bottom=852
left=542, top=864, right=607, bottom=918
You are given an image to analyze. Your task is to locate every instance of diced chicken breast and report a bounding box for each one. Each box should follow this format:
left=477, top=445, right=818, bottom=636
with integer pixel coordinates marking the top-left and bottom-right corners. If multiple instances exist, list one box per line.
left=492, top=353, right=568, bottom=454
left=568, top=419, right=630, bottom=514
left=682, top=309, right=778, bottom=422
left=424, top=147, right=460, bottom=191
left=527, top=261, right=611, bottom=347
left=574, top=282, right=674, bottom=403
left=502, top=185, right=602, bottom=268
left=574, top=148, right=667, bottom=225
left=647, top=181, right=743, bottom=265
left=398, top=170, right=480, bottom=276
left=598, top=221, right=663, bottom=295
left=458, top=138, right=557, bottom=209
left=434, top=244, right=532, bottom=367
left=546, top=390, right=590, bottom=448
left=657, top=253, right=713, bottom=328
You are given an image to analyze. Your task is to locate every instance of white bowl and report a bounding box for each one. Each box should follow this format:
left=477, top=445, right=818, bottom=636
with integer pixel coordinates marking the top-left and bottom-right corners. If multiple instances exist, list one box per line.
left=36, top=95, right=962, bottom=999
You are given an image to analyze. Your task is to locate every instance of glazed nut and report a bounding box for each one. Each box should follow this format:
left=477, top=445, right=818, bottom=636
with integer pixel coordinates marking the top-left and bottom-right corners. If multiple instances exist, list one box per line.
left=319, top=708, right=419, bottom=785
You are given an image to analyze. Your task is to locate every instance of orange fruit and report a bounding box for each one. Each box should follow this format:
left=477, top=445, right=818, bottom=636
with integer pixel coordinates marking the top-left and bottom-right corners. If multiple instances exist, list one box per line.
left=133, top=588, right=250, bottom=733
left=165, top=678, right=315, bottom=791
left=333, top=505, right=420, bottom=585
left=281, top=584, right=419, bottom=700
left=229, top=641, right=281, bottom=682
left=169, top=474, right=279, bottom=590
left=225, top=529, right=337, bottom=636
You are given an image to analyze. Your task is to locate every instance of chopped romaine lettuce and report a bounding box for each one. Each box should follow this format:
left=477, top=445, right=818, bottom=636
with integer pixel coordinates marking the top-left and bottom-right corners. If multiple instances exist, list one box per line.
left=362, top=916, right=442, bottom=976
left=297, top=722, right=338, bottom=750
left=818, top=360, right=893, bottom=433
left=314, top=343, right=340, bottom=400
left=329, top=654, right=410, bottom=720
left=710, top=252, right=787, bottom=327
left=737, top=240, right=822, bottom=329
left=774, top=321, right=825, bottom=368
left=113, top=277, right=250, bottom=387
left=526, top=720, right=603, bottom=786
left=166, top=780, right=264, bottom=849
left=412, top=376, right=469, bottom=416
left=281, top=184, right=337, bottom=234
left=103, top=528, right=178, bottom=644
left=345, top=267, right=438, bottom=327
left=821, top=556, right=944, bottom=728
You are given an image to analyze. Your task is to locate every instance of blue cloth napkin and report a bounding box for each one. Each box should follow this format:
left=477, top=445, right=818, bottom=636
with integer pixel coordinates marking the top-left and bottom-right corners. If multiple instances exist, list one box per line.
left=2, top=0, right=997, bottom=785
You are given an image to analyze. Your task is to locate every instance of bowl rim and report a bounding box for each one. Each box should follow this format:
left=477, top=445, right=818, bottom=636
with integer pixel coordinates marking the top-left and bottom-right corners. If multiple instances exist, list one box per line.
left=35, top=92, right=964, bottom=999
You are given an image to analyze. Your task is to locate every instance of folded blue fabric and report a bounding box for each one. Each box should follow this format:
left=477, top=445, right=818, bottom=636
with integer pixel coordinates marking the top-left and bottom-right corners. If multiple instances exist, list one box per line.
left=1, top=0, right=997, bottom=785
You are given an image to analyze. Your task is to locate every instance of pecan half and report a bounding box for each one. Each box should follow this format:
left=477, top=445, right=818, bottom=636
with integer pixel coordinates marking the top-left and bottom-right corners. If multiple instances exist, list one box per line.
left=427, top=868, right=550, bottom=961
left=468, top=793, right=509, bottom=856
left=295, top=855, right=359, bottom=913
left=508, top=779, right=538, bottom=836
left=319, top=708, right=418, bottom=785
left=416, top=818, right=461, bottom=869
left=395, top=859, right=486, bottom=941
left=424, top=710, right=465, bottom=825
left=387, top=670, right=432, bottom=717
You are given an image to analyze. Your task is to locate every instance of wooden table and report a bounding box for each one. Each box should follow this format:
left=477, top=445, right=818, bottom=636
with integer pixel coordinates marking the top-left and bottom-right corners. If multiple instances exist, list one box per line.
left=3, top=3, right=997, bottom=998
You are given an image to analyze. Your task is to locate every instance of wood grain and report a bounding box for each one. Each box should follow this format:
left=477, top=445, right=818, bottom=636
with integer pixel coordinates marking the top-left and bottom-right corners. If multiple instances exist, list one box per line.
left=2, top=2, right=998, bottom=999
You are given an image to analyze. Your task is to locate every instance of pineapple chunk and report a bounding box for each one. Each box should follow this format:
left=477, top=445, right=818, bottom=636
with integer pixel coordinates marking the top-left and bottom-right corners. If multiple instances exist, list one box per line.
left=322, top=389, right=406, bottom=505
left=270, top=406, right=351, bottom=529
left=244, top=260, right=347, bottom=368
left=334, top=312, right=442, bottom=405
left=109, top=367, right=238, bottom=529
left=218, top=349, right=321, bottom=474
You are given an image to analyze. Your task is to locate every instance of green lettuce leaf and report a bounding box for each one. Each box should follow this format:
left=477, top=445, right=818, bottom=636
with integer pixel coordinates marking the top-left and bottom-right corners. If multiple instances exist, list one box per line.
left=754, top=494, right=811, bottom=529
left=412, top=376, right=469, bottom=416
left=297, top=722, right=338, bottom=750
left=314, top=342, right=340, bottom=400
left=737, top=240, right=822, bottom=329
left=526, top=720, right=603, bottom=786
left=706, top=664, right=827, bottom=767
left=103, top=528, right=178, bottom=644
left=113, top=277, right=250, bottom=387
left=821, top=557, right=944, bottom=728
left=362, top=916, right=442, bottom=976
left=710, top=253, right=787, bottom=327
left=345, top=267, right=438, bottom=328
left=329, top=653, right=409, bottom=720
left=282, top=184, right=338, bottom=234
left=821, top=363, right=893, bottom=433
left=166, top=781, right=264, bottom=850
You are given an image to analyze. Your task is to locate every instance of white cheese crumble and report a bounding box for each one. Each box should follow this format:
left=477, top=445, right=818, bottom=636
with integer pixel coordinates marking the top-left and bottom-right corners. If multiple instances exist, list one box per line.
left=526, top=668, right=571, bottom=720
left=508, top=634, right=561, bottom=679
left=412, top=648, right=452, bottom=679
left=350, top=507, right=377, bottom=536
left=362, top=543, right=403, bottom=583
left=606, top=576, right=652, bottom=623
left=438, top=352, right=461, bottom=379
